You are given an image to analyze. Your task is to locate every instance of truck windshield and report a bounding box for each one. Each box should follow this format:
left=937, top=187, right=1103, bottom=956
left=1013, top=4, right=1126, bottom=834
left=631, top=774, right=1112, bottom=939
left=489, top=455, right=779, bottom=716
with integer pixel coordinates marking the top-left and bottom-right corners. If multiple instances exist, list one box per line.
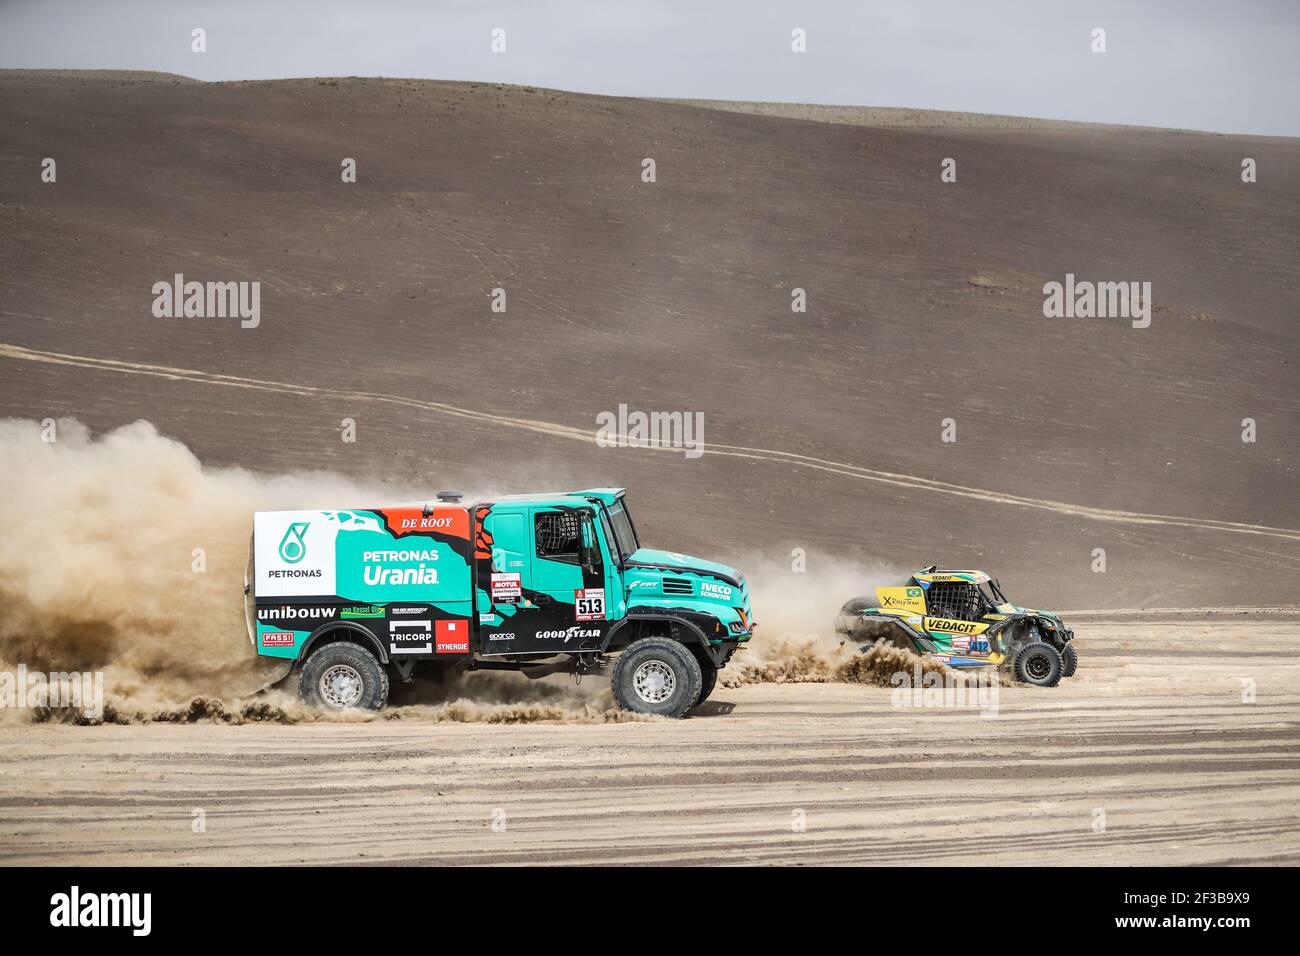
left=605, top=499, right=639, bottom=563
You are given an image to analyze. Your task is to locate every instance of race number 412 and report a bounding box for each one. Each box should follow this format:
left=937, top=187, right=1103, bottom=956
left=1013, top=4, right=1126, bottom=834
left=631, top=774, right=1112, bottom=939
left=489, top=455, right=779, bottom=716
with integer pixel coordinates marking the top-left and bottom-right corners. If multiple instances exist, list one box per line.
left=575, top=589, right=605, bottom=621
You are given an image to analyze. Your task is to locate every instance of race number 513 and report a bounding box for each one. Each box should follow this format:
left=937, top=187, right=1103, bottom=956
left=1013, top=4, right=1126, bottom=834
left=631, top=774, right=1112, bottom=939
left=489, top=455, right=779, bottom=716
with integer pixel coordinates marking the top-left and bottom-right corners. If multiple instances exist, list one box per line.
left=575, top=589, right=605, bottom=621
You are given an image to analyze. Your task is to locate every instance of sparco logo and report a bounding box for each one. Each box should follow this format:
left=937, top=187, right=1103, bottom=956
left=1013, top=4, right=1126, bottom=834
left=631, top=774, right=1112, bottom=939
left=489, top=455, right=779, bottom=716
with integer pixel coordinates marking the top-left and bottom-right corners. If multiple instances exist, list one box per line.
left=537, top=626, right=601, bottom=643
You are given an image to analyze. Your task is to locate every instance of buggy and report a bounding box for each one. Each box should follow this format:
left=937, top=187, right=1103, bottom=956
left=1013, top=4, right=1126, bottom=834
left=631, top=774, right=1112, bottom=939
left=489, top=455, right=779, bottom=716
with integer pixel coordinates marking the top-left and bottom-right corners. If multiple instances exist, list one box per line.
left=835, top=567, right=1077, bottom=686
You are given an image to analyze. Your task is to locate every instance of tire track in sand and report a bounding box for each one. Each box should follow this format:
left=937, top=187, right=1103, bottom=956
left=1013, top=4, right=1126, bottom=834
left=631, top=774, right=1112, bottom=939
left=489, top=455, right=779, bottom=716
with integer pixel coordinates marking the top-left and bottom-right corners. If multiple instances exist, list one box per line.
left=2, top=621, right=1298, bottom=865
left=4, top=340, right=1299, bottom=544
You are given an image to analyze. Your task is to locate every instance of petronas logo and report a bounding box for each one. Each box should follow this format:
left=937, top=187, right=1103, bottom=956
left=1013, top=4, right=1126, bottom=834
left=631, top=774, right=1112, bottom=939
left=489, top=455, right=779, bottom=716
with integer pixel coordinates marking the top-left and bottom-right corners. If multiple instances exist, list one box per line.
left=279, top=522, right=310, bottom=564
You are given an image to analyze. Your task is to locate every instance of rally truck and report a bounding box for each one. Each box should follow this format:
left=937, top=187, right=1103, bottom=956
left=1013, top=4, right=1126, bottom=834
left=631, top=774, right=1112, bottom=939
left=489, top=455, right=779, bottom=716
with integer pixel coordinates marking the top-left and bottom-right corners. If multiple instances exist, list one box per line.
left=834, top=567, right=1077, bottom=686
left=246, top=488, right=755, bottom=717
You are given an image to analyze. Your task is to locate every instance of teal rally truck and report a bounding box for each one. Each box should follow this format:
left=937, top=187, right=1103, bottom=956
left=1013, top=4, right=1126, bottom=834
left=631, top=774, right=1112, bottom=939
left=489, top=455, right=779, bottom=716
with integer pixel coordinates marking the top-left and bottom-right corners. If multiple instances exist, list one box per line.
left=246, top=489, right=755, bottom=717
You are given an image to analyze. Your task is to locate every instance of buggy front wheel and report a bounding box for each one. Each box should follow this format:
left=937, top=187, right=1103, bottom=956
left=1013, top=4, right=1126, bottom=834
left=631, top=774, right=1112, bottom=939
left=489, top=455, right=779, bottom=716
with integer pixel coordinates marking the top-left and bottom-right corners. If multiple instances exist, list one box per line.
left=1012, top=641, right=1063, bottom=688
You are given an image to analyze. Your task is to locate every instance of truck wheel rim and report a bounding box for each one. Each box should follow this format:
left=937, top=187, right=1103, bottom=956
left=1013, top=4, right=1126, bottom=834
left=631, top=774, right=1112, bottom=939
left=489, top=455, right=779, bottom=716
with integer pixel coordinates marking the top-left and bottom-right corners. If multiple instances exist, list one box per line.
left=633, top=660, right=676, bottom=704
left=320, top=664, right=364, bottom=707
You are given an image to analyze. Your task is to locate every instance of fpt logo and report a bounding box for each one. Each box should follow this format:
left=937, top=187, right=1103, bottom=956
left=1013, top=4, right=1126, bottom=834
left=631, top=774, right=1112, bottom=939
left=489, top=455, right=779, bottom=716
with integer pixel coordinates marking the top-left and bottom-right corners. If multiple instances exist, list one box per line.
left=279, top=522, right=310, bottom=563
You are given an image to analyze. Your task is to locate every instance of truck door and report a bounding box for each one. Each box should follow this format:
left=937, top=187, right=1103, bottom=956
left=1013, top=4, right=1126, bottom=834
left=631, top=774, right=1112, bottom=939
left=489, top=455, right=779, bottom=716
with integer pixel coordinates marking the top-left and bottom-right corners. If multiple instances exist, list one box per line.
left=525, top=506, right=610, bottom=652
left=475, top=505, right=530, bottom=653
left=475, top=505, right=613, bottom=655
left=592, top=505, right=629, bottom=622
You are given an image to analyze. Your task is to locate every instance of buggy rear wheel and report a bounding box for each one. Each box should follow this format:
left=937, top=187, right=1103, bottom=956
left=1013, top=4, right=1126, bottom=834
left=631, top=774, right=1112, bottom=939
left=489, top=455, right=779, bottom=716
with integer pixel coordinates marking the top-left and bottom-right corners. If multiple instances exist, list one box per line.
left=1061, top=643, right=1078, bottom=678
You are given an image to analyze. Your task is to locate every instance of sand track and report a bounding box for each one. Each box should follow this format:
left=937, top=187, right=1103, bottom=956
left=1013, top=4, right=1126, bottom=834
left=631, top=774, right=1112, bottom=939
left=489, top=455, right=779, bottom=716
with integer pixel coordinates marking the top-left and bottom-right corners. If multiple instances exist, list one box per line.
left=2, top=619, right=1297, bottom=866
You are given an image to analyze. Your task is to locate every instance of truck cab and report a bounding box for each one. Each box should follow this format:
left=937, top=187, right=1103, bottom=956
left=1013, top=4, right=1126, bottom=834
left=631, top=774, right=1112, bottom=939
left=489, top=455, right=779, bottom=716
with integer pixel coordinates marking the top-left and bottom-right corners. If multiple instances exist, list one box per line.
left=248, top=488, right=754, bottom=716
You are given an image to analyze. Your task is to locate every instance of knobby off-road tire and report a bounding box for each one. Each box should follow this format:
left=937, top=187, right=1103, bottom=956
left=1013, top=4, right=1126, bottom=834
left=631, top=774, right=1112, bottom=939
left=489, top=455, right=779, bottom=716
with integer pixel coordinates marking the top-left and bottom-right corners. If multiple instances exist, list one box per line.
left=612, top=637, right=703, bottom=718
left=300, top=642, right=390, bottom=711
left=1061, top=643, right=1079, bottom=678
left=835, top=596, right=874, bottom=643
left=1012, top=641, right=1063, bottom=688
left=693, top=664, right=719, bottom=708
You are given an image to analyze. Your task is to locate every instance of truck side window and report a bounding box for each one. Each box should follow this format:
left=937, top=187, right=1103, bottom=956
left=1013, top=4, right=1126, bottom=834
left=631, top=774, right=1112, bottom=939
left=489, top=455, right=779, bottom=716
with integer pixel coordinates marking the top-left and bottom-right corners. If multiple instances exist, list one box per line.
left=535, top=511, right=580, bottom=564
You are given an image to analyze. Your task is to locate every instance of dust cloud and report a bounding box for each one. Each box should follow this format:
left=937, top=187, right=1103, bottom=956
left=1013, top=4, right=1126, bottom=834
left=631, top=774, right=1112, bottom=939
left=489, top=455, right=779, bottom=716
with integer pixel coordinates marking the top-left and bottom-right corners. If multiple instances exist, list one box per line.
left=719, top=553, right=903, bottom=685
left=0, top=417, right=395, bottom=721
left=0, top=419, right=664, bottom=725
left=0, top=418, right=929, bottom=725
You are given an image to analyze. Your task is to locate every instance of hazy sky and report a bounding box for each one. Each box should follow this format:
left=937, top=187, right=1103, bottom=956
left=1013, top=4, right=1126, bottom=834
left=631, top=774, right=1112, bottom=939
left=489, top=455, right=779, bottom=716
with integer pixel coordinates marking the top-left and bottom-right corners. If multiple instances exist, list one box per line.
left=2, top=0, right=1297, bottom=136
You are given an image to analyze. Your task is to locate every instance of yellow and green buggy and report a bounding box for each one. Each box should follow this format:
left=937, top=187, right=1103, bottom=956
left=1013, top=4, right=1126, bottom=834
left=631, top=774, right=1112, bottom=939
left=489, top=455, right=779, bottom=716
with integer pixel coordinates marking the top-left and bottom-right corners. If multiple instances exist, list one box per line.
left=835, top=566, right=1077, bottom=686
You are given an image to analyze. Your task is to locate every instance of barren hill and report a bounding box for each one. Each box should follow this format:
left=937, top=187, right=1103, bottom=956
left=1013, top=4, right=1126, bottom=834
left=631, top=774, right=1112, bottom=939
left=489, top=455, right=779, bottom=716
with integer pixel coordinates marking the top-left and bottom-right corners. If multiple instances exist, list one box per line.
left=1, top=71, right=1297, bottom=609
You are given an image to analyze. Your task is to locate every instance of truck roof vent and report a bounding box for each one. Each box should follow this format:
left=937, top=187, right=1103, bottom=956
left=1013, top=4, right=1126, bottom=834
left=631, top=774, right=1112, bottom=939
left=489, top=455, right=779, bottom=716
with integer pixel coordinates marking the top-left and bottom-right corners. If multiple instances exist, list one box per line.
left=435, top=491, right=463, bottom=503
left=662, top=578, right=693, bottom=594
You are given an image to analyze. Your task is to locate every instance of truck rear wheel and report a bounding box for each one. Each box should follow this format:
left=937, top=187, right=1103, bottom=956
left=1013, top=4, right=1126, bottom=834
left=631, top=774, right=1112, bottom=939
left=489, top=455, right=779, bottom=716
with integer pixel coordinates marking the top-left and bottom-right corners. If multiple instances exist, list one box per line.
left=612, top=637, right=702, bottom=718
left=300, top=642, right=389, bottom=711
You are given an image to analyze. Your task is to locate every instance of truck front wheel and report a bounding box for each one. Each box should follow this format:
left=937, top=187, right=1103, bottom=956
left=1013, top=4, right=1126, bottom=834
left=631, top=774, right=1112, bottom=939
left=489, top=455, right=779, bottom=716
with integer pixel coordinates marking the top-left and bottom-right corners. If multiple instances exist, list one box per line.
left=612, top=637, right=703, bottom=718
left=693, top=664, right=718, bottom=708
left=300, top=642, right=390, bottom=711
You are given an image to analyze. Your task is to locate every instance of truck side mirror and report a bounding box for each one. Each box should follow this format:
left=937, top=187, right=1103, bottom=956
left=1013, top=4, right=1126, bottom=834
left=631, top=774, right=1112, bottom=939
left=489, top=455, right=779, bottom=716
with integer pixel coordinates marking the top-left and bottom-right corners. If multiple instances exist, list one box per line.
left=579, top=512, right=599, bottom=575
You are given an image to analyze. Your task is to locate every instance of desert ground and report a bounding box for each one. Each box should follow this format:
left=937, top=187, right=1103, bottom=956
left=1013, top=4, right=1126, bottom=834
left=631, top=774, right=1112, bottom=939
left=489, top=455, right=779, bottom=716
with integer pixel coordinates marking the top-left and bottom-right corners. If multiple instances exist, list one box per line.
left=2, top=617, right=1298, bottom=866
left=1, top=73, right=1298, bottom=866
